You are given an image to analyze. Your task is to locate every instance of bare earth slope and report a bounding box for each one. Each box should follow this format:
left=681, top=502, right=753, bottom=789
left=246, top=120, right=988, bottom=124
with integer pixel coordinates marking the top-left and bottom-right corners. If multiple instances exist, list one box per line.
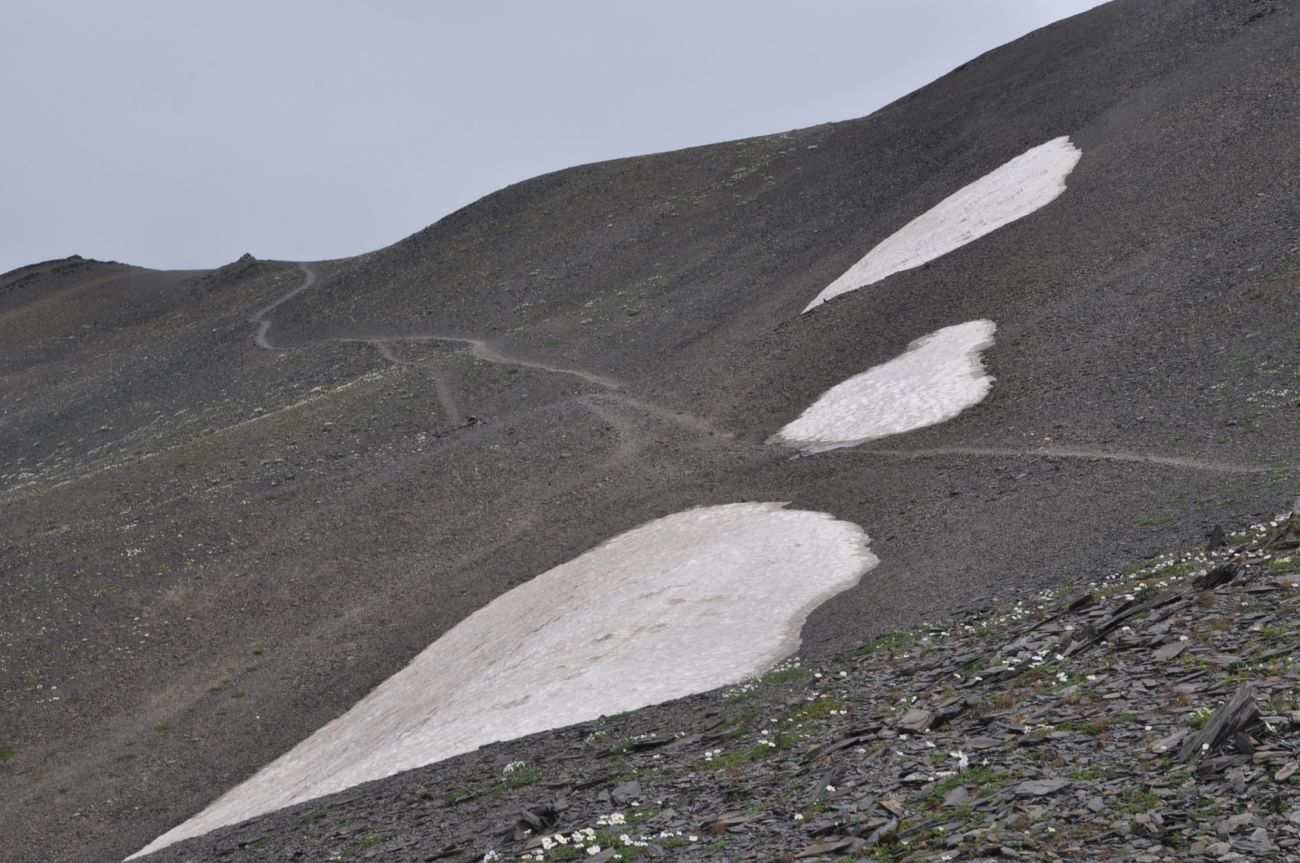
left=1, top=1, right=1298, bottom=861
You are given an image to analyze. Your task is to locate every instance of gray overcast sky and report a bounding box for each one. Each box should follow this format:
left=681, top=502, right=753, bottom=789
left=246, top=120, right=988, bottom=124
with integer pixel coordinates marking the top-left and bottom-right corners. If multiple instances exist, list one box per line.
left=1, top=1, right=1108, bottom=275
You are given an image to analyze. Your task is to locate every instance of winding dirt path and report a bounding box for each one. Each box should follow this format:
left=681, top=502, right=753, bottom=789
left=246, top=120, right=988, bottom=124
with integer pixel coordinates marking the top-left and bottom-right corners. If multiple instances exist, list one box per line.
left=351, top=339, right=466, bottom=427
left=253, top=263, right=728, bottom=438
left=251, top=264, right=1286, bottom=479
left=847, top=444, right=1284, bottom=475
left=256, top=264, right=618, bottom=387
left=411, top=334, right=620, bottom=391
left=251, top=265, right=318, bottom=350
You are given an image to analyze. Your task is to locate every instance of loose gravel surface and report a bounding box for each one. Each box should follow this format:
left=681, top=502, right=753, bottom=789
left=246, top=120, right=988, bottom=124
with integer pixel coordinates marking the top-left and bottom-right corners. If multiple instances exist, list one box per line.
left=2, top=1, right=1299, bottom=861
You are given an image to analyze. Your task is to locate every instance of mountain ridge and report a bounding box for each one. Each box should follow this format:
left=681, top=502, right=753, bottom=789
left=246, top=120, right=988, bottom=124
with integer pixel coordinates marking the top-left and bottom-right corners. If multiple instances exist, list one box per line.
left=2, top=1, right=1298, bottom=860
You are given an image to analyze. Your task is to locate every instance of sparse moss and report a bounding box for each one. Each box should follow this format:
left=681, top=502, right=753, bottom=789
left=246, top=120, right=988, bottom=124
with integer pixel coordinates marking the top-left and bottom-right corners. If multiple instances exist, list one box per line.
left=788, top=699, right=845, bottom=724
left=758, top=666, right=810, bottom=685
left=848, top=631, right=921, bottom=656
left=704, top=744, right=777, bottom=770
left=500, top=768, right=540, bottom=789
left=443, top=788, right=476, bottom=807
left=298, top=807, right=332, bottom=825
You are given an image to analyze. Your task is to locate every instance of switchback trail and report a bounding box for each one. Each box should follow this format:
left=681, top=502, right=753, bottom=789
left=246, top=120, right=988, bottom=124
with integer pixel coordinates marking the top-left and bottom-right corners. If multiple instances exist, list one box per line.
left=254, top=264, right=726, bottom=439
left=251, top=265, right=318, bottom=350
left=354, top=339, right=465, bottom=427
left=253, top=265, right=1283, bottom=477
left=398, top=334, right=620, bottom=391
left=256, top=265, right=614, bottom=389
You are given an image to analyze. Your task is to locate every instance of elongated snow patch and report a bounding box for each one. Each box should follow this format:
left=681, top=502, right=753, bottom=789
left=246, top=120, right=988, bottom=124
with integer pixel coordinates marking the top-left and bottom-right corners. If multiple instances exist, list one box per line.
left=131, top=502, right=877, bottom=859
left=770, top=320, right=996, bottom=453
left=804, top=137, right=1081, bottom=311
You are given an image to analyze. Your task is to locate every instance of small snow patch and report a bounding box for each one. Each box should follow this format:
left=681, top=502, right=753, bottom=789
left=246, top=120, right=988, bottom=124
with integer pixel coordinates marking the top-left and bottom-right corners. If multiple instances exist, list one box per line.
left=770, top=319, right=996, bottom=452
left=804, top=137, right=1081, bottom=311
left=131, top=503, right=876, bottom=858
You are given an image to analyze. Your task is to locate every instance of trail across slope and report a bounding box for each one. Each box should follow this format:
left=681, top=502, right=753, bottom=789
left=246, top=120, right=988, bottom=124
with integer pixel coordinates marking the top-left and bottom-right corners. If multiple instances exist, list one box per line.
left=347, top=338, right=465, bottom=427
left=257, top=264, right=620, bottom=390
left=250, top=266, right=319, bottom=350
left=255, top=264, right=728, bottom=440
left=850, top=444, right=1283, bottom=475
left=251, top=266, right=1287, bottom=479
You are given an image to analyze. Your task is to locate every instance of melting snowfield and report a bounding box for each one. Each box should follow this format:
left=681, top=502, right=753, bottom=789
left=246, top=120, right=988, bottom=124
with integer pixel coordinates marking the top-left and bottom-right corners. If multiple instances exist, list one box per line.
left=770, top=320, right=997, bottom=453
left=132, top=503, right=877, bottom=858
left=803, top=137, right=1081, bottom=311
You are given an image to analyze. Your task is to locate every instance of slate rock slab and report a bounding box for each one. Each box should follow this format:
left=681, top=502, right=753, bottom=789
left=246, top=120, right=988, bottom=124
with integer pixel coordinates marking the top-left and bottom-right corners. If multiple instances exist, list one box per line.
left=1014, top=777, right=1071, bottom=797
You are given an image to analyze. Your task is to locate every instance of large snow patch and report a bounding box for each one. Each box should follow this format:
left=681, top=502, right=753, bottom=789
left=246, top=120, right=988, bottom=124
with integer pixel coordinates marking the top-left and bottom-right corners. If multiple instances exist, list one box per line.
left=770, top=320, right=996, bottom=453
left=132, top=503, right=877, bottom=858
left=804, top=137, right=1081, bottom=311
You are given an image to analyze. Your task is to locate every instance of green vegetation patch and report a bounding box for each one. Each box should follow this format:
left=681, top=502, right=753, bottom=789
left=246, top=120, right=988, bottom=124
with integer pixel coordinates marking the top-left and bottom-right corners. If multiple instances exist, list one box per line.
left=848, top=631, right=920, bottom=657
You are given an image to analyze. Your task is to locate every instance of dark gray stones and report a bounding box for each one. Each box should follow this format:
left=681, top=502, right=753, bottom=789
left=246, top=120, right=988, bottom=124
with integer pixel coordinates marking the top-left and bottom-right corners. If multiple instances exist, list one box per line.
left=1195, top=562, right=1241, bottom=590
left=1013, top=777, right=1070, bottom=798
left=1178, top=684, right=1261, bottom=761
left=943, top=786, right=971, bottom=807
left=1153, top=640, right=1188, bottom=661
left=609, top=780, right=641, bottom=806
left=896, top=708, right=934, bottom=733
left=127, top=513, right=1300, bottom=862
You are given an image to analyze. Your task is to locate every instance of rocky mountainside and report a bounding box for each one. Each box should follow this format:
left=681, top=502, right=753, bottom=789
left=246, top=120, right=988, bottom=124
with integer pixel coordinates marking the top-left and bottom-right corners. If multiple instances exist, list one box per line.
left=2, top=1, right=1299, bottom=861
left=144, top=510, right=1300, bottom=863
